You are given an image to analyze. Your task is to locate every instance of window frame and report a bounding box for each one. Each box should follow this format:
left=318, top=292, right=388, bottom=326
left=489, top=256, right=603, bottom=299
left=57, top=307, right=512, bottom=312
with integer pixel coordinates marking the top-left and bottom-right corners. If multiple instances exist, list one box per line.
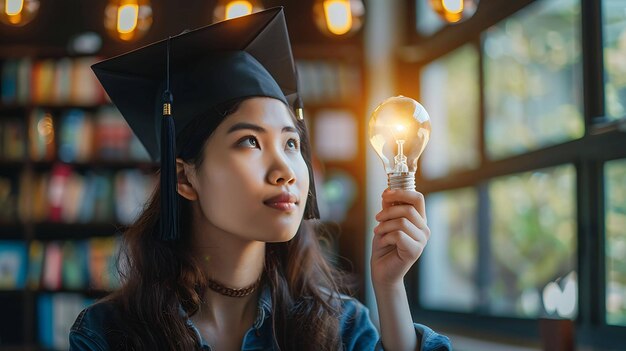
left=402, top=0, right=626, bottom=348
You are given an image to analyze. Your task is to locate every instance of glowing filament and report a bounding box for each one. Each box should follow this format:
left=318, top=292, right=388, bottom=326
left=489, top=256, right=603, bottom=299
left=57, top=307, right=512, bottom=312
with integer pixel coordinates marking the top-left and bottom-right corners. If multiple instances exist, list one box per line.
left=323, top=0, right=352, bottom=35
left=117, top=4, right=138, bottom=34
left=442, top=0, right=463, bottom=14
left=225, top=1, right=252, bottom=19
left=5, top=0, right=23, bottom=15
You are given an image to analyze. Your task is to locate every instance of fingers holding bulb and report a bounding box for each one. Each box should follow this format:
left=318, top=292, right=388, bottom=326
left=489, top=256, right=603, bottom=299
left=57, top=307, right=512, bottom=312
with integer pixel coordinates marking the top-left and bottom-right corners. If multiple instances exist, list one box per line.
left=381, top=189, right=427, bottom=224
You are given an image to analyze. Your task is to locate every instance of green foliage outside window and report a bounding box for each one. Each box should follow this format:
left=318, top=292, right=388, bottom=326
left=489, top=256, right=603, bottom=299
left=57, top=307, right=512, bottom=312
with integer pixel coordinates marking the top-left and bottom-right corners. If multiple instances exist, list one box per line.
left=489, top=164, right=577, bottom=317
left=606, top=158, right=626, bottom=326
left=483, top=0, right=584, bottom=159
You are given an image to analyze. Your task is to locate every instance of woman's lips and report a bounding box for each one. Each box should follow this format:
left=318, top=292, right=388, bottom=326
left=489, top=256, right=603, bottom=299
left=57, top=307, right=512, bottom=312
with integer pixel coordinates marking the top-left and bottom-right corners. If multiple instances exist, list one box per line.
left=264, top=202, right=297, bottom=211
left=263, top=192, right=298, bottom=212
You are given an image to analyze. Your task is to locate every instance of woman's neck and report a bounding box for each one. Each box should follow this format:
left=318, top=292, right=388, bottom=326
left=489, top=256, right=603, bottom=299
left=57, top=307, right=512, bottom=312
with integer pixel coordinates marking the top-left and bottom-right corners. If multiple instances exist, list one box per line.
left=189, top=206, right=266, bottom=328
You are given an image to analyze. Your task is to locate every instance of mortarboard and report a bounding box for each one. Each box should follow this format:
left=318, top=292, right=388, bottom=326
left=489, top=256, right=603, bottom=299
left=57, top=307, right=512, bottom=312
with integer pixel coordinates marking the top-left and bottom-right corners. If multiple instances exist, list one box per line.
left=91, top=7, right=320, bottom=241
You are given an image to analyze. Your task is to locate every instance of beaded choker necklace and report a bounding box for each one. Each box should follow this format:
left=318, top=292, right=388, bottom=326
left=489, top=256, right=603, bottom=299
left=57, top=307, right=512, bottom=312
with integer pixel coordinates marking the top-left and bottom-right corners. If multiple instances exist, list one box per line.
left=207, top=277, right=261, bottom=298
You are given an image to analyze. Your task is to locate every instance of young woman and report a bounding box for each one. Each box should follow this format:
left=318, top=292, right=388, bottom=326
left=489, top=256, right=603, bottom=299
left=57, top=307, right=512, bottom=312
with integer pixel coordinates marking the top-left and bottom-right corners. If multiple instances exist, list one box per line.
left=69, top=8, right=451, bottom=351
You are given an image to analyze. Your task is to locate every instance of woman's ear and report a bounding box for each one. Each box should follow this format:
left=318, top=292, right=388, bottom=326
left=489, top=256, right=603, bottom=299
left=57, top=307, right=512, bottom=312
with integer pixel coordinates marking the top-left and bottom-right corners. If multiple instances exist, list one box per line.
left=176, top=158, right=198, bottom=201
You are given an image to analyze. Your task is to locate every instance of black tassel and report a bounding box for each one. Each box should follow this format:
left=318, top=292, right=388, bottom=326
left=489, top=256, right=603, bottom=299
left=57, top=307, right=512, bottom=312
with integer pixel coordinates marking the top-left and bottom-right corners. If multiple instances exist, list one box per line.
left=160, top=91, right=178, bottom=241
left=159, top=38, right=179, bottom=241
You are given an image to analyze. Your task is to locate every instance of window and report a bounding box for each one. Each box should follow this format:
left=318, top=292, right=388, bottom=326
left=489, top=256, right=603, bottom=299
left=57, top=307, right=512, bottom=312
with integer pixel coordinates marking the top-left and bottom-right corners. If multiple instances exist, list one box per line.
left=421, top=44, right=480, bottom=179
left=483, top=0, right=583, bottom=159
left=602, top=0, right=626, bottom=120
left=605, top=158, right=626, bottom=326
left=489, top=165, right=577, bottom=318
left=421, top=188, right=478, bottom=312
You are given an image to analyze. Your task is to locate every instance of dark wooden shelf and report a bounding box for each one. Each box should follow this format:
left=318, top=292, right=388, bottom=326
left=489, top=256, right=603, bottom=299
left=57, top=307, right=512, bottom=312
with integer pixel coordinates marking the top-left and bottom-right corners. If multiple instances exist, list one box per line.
left=0, top=160, right=23, bottom=169
left=33, top=222, right=126, bottom=239
left=2, top=288, right=112, bottom=297
left=0, top=219, right=22, bottom=239
left=35, top=288, right=112, bottom=297
left=0, top=103, right=110, bottom=111
left=0, top=345, right=39, bottom=351
left=28, top=160, right=158, bottom=170
left=0, top=160, right=158, bottom=170
left=0, top=290, right=26, bottom=296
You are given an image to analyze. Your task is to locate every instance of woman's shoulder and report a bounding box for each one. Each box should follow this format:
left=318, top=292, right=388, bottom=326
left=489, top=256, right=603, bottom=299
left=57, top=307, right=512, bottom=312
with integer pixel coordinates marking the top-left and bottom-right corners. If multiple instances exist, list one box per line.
left=69, top=299, right=128, bottom=351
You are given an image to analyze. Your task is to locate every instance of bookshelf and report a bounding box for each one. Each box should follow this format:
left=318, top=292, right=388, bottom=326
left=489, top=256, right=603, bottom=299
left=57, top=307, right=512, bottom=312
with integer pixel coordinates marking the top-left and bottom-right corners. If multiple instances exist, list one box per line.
left=0, top=55, right=157, bottom=350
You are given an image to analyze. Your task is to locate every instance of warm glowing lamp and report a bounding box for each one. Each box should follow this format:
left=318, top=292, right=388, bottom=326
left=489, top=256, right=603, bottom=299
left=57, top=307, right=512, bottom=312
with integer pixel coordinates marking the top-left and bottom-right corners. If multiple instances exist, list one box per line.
left=430, top=0, right=479, bottom=23
left=369, top=96, right=431, bottom=190
left=214, top=0, right=263, bottom=22
left=313, top=0, right=364, bottom=37
left=0, top=0, right=39, bottom=26
left=105, top=0, right=152, bottom=42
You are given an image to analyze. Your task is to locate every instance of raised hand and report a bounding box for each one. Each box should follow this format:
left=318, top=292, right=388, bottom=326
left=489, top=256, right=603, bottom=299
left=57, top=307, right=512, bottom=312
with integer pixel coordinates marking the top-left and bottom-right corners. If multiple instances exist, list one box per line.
left=371, top=188, right=430, bottom=288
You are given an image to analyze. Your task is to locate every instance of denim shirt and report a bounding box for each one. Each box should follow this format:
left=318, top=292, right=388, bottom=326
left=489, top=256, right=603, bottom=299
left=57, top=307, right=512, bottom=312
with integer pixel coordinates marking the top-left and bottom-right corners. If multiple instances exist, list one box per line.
left=70, top=286, right=451, bottom=350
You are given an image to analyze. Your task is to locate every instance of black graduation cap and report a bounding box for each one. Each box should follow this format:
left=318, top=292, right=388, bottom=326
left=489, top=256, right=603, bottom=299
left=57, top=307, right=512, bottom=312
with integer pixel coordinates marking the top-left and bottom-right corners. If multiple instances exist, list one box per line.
left=91, top=7, right=320, bottom=241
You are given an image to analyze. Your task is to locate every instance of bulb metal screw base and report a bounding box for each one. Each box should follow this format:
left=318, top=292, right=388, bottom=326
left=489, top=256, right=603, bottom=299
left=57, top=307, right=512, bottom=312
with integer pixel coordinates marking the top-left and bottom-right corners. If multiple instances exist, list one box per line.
left=387, top=172, right=416, bottom=191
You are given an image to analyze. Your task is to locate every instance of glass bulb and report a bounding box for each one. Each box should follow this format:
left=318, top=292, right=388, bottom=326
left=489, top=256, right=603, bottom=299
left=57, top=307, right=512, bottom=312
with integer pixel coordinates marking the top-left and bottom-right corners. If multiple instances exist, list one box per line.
left=430, top=0, right=479, bottom=23
left=213, top=0, right=263, bottom=22
left=104, top=0, right=152, bottom=42
left=369, top=96, right=431, bottom=190
left=0, top=0, right=39, bottom=26
left=313, top=0, right=364, bottom=37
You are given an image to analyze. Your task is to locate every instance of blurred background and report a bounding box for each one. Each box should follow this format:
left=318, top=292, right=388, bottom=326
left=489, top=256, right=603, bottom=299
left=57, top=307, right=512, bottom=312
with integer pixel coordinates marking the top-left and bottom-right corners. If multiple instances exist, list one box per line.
left=0, top=0, right=625, bottom=350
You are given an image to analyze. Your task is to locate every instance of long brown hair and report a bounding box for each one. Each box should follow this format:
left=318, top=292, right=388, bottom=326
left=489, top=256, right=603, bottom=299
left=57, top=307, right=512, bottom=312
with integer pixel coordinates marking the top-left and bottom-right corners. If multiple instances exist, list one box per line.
left=107, top=99, right=351, bottom=350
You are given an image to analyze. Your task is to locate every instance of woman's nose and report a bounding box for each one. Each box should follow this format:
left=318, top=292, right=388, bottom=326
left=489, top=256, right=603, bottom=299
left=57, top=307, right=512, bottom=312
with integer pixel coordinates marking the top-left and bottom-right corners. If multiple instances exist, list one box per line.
left=267, top=154, right=296, bottom=186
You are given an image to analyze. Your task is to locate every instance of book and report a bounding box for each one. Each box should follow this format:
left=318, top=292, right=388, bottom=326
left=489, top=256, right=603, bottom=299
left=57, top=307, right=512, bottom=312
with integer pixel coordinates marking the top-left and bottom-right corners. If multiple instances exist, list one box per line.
left=0, top=240, right=28, bottom=289
left=0, top=176, right=17, bottom=221
left=47, top=164, right=72, bottom=222
left=61, top=172, right=85, bottom=223
left=1, top=59, right=18, bottom=104
left=38, top=293, right=94, bottom=350
left=115, top=169, right=156, bottom=224
left=71, top=57, right=104, bottom=106
left=28, top=109, right=56, bottom=162
left=54, top=57, right=73, bottom=104
left=92, top=171, right=114, bottom=222
left=58, top=109, right=94, bottom=163
left=32, top=171, right=50, bottom=222
left=95, top=106, right=132, bottom=160
left=16, top=58, right=31, bottom=104
left=32, top=59, right=56, bottom=104
left=61, top=240, right=88, bottom=290
left=42, top=241, right=62, bottom=290
left=27, top=240, right=44, bottom=289
left=1, top=117, right=26, bottom=160
left=88, top=237, right=121, bottom=290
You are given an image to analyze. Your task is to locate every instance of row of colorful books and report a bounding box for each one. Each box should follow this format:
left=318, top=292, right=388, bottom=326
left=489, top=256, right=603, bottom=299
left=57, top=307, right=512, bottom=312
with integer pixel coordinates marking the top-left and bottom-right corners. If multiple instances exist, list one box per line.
left=5, top=106, right=151, bottom=162
left=1, top=57, right=106, bottom=106
left=0, top=237, right=121, bottom=291
left=296, top=59, right=362, bottom=104
left=1, top=166, right=156, bottom=224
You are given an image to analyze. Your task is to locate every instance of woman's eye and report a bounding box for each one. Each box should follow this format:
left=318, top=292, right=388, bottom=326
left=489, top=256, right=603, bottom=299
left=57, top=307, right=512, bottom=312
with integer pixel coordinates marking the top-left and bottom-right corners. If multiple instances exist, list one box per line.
left=286, top=138, right=300, bottom=150
left=238, top=136, right=259, bottom=148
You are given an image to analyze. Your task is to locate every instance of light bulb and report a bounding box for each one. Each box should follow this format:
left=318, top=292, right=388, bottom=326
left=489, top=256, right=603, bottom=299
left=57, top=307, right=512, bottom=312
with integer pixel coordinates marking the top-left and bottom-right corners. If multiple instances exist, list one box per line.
left=0, top=0, right=39, bottom=26
left=430, top=0, right=479, bottom=23
left=104, top=0, right=152, bottom=42
left=313, top=0, right=364, bottom=37
left=369, top=96, right=431, bottom=191
left=213, top=0, right=263, bottom=22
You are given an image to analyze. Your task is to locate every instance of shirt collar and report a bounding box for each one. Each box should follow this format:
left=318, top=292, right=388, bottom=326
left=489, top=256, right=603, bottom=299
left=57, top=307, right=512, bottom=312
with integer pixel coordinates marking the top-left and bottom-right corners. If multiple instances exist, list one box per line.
left=180, top=283, right=273, bottom=348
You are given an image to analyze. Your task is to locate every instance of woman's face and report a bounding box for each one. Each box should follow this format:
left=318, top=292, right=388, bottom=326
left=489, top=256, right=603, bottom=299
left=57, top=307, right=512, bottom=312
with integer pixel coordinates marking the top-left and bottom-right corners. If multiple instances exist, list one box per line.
left=185, top=97, right=309, bottom=243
